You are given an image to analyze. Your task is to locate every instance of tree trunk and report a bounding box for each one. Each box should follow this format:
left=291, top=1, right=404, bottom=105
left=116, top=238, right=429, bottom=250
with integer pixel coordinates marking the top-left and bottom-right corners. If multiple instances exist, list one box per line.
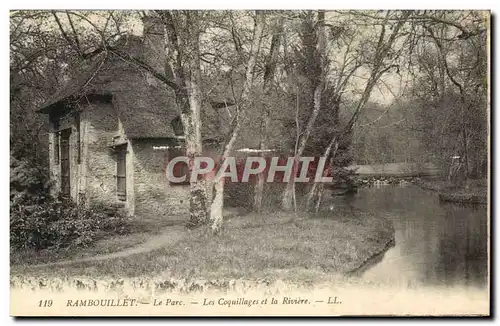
left=282, top=10, right=326, bottom=211
left=209, top=178, right=224, bottom=233
left=254, top=17, right=283, bottom=212
left=163, top=11, right=208, bottom=227
left=283, top=80, right=324, bottom=210
left=182, top=80, right=209, bottom=226
left=209, top=11, right=265, bottom=233
left=254, top=171, right=265, bottom=212
left=178, top=76, right=209, bottom=227
left=306, top=138, right=338, bottom=211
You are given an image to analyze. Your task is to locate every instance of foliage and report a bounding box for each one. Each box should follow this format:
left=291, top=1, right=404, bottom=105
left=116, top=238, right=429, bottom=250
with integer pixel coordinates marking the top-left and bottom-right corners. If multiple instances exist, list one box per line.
left=348, top=11, right=488, bottom=180
left=10, top=155, right=50, bottom=197
left=11, top=195, right=129, bottom=250
left=10, top=10, right=130, bottom=173
left=10, top=155, right=129, bottom=251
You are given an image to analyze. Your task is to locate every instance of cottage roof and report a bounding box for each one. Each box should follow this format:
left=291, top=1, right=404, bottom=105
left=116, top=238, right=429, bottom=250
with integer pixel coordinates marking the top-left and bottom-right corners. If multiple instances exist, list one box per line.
left=37, top=35, right=144, bottom=114
left=37, top=35, right=235, bottom=141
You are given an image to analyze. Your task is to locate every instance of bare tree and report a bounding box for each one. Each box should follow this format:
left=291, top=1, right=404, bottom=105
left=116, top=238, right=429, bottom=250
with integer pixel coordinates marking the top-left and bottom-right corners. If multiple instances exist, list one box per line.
left=405, top=10, right=488, bottom=181
left=209, top=11, right=266, bottom=233
left=253, top=15, right=284, bottom=212
left=156, top=11, right=210, bottom=227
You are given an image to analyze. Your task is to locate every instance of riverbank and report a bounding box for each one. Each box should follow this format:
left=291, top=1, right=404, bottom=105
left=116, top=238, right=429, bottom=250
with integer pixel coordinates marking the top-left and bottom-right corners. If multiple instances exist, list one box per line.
left=414, top=178, right=488, bottom=205
left=11, top=210, right=394, bottom=287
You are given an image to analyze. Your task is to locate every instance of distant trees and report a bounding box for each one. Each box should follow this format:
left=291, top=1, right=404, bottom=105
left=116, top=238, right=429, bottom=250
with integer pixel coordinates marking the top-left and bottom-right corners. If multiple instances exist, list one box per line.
left=351, top=100, right=418, bottom=165
left=331, top=11, right=488, bottom=183
left=10, top=11, right=63, bottom=165
left=404, top=11, right=488, bottom=180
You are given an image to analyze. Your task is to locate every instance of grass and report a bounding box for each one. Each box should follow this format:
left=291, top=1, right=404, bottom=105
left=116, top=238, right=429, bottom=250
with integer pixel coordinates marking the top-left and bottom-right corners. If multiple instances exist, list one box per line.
left=10, top=218, right=185, bottom=266
left=12, top=210, right=394, bottom=285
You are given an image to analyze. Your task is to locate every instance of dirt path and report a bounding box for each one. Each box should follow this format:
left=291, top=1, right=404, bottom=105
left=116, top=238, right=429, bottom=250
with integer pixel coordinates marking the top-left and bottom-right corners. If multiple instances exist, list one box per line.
left=30, top=225, right=188, bottom=268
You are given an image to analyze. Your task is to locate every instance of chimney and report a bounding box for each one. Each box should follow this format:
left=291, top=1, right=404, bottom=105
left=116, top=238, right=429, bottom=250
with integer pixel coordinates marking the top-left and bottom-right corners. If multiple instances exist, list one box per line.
left=141, top=16, right=166, bottom=74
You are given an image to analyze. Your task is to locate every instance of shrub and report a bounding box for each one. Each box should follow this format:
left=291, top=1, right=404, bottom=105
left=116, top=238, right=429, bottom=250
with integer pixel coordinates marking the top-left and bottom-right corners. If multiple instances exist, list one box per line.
left=10, top=155, right=49, bottom=198
left=10, top=196, right=130, bottom=250
left=10, top=154, right=129, bottom=250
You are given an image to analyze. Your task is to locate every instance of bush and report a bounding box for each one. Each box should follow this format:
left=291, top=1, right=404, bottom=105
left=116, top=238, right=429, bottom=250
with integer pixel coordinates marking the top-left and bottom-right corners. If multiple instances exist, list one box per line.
left=10, top=155, right=49, bottom=197
left=10, top=154, right=129, bottom=250
left=10, top=196, right=129, bottom=250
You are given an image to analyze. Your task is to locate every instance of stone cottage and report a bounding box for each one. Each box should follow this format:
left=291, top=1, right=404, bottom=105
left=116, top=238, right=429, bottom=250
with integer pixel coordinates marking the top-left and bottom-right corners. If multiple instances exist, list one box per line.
left=37, top=18, right=234, bottom=220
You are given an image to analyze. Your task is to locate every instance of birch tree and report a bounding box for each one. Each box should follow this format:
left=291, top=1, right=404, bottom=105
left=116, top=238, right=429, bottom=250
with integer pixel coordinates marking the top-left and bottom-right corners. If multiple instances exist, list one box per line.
left=157, top=11, right=209, bottom=227
left=209, top=11, right=265, bottom=233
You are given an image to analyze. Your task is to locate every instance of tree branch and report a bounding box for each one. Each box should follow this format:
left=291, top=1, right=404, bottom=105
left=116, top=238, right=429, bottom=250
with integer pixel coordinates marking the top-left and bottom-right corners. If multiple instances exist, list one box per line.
left=425, top=25, right=465, bottom=97
left=51, top=11, right=83, bottom=58
left=65, top=11, right=83, bottom=57
left=109, top=49, right=179, bottom=90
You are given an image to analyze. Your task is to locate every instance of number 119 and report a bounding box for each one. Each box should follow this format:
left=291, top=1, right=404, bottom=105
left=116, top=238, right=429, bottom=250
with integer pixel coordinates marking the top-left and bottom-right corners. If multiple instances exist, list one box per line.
left=38, top=300, right=53, bottom=307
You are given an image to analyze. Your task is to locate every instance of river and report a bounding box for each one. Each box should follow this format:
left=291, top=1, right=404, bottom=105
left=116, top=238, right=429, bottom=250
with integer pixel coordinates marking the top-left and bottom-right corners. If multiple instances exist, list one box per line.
left=328, top=184, right=489, bottom=290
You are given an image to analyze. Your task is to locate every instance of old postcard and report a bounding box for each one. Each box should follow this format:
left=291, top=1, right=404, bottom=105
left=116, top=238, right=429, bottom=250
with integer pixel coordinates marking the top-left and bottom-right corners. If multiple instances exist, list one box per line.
left=9, top=9, right=490, bottom=316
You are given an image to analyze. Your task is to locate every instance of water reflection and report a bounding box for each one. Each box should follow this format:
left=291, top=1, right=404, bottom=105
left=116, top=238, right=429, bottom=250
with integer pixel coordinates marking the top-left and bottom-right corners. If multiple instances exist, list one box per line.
left=328, top=185, right=488, bottom=289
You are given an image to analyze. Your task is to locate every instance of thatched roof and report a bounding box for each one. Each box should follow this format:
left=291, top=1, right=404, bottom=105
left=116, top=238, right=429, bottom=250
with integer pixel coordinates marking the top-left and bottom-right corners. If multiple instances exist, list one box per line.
left=38, top=35, right=144, bottom=114
left=38, top=35, right=235, bottom=140
left=38, top=55, right=107, bottom=114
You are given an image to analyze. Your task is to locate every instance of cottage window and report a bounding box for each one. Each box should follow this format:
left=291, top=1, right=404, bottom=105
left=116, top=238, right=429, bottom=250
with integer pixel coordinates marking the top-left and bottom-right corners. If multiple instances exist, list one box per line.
left=167, top=146, right=190, bottom=185
left=116, top=144, right=127, bottom=201
left=60, top=129, right=71, bottom=197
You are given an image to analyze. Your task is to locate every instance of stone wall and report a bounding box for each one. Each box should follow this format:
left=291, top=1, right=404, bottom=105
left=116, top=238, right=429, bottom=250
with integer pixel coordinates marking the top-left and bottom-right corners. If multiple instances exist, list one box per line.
left=81, top=102, right=128, bottom=209
left=131, top=139, right=221, bottom=221
left=131, top=139, right=189, bottom=220
left=49, top=100, right=135, bottom=214
left=48, top=131, right=61, bottom=197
